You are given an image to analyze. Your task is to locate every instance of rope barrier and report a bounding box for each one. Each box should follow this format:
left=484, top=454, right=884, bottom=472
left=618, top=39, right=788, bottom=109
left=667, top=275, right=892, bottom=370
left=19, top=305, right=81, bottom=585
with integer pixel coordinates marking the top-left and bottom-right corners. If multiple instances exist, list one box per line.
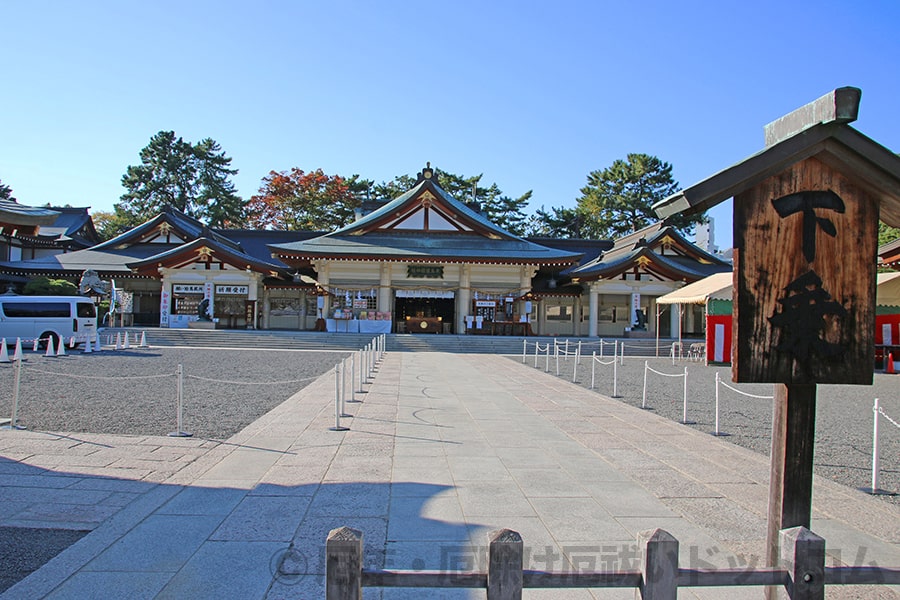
left=644, top=364, right=687, bottom=377
left=713, top=372, right=774, bottom=437
left=877, top=404, right=900, bottom=429
left=642, top=361, right=689, bottom=423
left=185, top=374, right=319, bottom=386
left=717, top=380, right=775, bottom=400
left=590, top=349, right=619, bottom=397
left=2, top=336, right=383, bottom=437
left=867, top=398, right=900, bottom=495
left=23, top=367, right=173, bottom=381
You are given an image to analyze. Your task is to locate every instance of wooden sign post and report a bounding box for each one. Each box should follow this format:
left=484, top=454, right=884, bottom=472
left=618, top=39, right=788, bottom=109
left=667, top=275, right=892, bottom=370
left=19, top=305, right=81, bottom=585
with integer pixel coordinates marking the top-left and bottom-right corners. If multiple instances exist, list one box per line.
left=733, top=154, right=878, bottom=583
left=652, top=88, right=900, bottom=596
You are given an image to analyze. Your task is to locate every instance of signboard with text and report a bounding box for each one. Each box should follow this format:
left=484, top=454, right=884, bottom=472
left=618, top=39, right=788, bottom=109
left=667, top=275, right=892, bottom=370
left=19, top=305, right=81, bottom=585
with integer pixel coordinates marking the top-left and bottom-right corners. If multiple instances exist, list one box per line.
left=733, top=157, right=877, bottom=385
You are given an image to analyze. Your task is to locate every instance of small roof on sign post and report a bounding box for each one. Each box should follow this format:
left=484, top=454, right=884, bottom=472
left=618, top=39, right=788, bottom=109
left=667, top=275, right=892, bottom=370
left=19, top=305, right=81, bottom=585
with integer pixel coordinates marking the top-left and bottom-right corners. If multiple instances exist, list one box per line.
left=652, top=88, right=900, bottom=226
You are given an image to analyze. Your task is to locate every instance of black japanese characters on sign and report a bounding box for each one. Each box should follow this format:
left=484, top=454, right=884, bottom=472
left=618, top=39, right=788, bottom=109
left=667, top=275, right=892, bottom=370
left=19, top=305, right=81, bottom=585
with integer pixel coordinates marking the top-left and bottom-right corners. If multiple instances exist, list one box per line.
left=407, top=265, right=444, bottom=279
left=769, top=270, right=848, bottom=364
left=768, top=190, right=848, bottom=366
left=771, top=190, right=845, bottom=262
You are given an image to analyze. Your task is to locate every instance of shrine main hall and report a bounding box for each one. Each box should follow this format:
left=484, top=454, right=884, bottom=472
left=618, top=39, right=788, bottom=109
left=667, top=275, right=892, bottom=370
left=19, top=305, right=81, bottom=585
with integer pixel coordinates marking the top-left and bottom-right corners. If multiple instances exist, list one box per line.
left=0, top=165, right=729, bottom=338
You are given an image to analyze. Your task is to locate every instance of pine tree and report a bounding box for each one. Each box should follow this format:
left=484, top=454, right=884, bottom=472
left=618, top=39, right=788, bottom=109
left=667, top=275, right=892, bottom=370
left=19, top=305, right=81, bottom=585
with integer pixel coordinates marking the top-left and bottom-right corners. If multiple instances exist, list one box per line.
left=118, top=131, right=245, bottom=225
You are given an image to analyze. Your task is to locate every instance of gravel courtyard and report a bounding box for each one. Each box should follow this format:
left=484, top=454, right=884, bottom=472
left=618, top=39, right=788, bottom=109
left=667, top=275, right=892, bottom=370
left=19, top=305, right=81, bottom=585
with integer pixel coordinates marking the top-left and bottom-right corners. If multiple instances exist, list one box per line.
left=0, top=347, right=349, bottom=440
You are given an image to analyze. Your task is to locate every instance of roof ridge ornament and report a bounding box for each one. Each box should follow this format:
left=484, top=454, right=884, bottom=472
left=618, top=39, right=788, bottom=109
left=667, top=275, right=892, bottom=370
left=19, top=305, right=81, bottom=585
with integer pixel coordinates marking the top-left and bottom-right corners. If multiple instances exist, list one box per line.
left=416, top=162, right=435, bottom=183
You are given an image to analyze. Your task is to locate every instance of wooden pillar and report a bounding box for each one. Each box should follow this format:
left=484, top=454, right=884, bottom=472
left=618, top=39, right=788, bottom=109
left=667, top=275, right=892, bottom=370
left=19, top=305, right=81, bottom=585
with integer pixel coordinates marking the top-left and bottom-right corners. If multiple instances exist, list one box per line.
left=487, top=528, right=523, bottom=600
left=766, top=384, right=817, bottom=593
left=778, top=526, right=826, bottom=600
left=326, top=526, right=363, bottom=600
left=638, top=528, right=678, bottom=600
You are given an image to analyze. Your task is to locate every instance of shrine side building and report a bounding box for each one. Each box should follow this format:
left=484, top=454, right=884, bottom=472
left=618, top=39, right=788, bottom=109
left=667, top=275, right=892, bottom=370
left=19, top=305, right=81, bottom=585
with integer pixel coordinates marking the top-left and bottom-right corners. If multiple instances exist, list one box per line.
left=0, top=165, right=730, bottom=337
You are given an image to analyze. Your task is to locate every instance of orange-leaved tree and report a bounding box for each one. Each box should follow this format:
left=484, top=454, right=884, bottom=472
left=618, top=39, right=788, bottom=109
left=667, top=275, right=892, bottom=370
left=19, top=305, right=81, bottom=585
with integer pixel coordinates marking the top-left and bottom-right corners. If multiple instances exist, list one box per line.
left=246, top=168, right=367, bottom=230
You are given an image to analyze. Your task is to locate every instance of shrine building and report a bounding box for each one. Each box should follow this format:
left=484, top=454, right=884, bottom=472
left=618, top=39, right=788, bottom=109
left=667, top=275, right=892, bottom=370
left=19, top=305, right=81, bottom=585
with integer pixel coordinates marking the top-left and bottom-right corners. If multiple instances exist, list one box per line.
left=0, top=165, right=729, bottom=337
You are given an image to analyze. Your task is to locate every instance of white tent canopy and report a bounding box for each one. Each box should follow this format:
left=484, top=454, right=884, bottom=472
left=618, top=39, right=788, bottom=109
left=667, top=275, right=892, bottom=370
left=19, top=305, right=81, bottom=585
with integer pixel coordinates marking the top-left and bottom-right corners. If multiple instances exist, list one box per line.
left=655, top=270, right=900, bottom=320
left=877, top=271, right=900, bottom=307
left=656, top=272, right=733, bottom=305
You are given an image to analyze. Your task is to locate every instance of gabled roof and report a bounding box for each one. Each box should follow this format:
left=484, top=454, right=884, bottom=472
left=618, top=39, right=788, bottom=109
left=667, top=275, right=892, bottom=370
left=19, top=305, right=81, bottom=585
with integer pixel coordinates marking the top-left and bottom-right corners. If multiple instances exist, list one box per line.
left=653, top=120, right=900, bottom=227
left=0, top=245, right=164, bottom=277
left=37, top=207, right=99, bottom=248
left=334, top=168, right=516, bottom=239
left=91, top=206, right=242, bottom=253
left=571, top=245, right=728, bottom=282
left=0, top=198, right=59, bottom=229
left=270, top=165, right=582, bottom=267
left=127, top=237, right=285, bottom=277
left=570, top=223, right=730, bottom=281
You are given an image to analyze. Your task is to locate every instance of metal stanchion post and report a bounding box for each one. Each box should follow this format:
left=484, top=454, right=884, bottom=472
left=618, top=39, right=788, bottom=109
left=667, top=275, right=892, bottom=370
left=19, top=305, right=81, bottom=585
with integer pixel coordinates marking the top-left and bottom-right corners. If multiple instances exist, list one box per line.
left=330, top=363, right=349, bottom=431
left=872, top=398, right=880, bottom=493
left=347, top=354, right=360, bottom=403
left=590, top=351, right=596, bottom=389
left=2, top=359, right=25, bottom=430
left=612, top=350, right=619, bottom=398
left=681, top=367, right=695, bottom=424
left=712, top=372, right=728, bottom=436
left=641, top=361, right=649, bottom=409
left=168, top=364, right=192, bottom=437
left=572, top=344, right=579, bottom=383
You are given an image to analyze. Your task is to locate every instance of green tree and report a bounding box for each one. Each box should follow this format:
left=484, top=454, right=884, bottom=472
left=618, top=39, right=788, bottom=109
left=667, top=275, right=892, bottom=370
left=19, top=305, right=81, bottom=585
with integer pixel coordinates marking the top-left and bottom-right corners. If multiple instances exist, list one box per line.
left=576, top=153, right=703, bottom=238
left=879, top=222, right=900, bottom=248
left=525, top=205, right=588, bottom=238
left=0, top=178, right=16, bottom=201
left=118, top=131, right=245, bottom=226
left=23, top=276, right=78, bottom=295
left=92, top=209, right=142, bottom=241
left=193, top=138, right=246, bottom=228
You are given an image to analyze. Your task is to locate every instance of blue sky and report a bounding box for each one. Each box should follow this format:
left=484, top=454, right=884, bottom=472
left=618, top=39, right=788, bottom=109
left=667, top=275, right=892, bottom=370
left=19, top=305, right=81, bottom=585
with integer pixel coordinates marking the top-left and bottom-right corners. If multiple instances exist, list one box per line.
left=2, top=1, right=898, bottom=249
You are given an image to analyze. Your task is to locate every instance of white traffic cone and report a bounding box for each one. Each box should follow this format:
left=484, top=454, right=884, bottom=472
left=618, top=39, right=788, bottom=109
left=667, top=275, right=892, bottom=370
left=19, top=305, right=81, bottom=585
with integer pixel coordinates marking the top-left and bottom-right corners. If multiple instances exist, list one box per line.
left=123, top=332, right=131, bottom=349
left=83, top=335, right=92, bottom=354
left=56, top=336, right=66, bottom=357
left=0, top=339, right=9, bottom=363
left=13, top=339, right=23, bottom=362
left=44, top=338, right=56, bottom=358
left=69, top=336, right=76, bottom=349
left=139, top=331, right=148, bottom=347
left=115, top=332, right=122, bottom=350
left=32, top=338, right=39, bottom=352
left=95, top=331, right=102, bottom=352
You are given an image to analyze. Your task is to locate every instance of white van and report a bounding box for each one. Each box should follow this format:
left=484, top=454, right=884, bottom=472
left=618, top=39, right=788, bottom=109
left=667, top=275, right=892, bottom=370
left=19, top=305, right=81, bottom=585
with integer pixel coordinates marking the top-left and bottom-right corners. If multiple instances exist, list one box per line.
left=0, top=295, right=98, bottom=348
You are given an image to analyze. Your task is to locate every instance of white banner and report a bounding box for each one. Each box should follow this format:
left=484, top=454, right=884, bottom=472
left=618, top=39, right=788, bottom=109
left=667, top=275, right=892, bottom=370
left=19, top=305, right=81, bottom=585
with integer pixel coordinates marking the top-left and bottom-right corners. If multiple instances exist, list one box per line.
left=173, top=284, right=204, bottom=294
left=216, top=285, right=249, bottom=295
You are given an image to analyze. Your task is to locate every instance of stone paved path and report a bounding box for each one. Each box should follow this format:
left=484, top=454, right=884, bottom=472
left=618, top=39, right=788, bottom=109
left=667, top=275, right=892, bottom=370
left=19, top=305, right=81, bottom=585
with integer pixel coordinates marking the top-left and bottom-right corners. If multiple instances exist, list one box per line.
left=1, top=352, right=897, bottom=599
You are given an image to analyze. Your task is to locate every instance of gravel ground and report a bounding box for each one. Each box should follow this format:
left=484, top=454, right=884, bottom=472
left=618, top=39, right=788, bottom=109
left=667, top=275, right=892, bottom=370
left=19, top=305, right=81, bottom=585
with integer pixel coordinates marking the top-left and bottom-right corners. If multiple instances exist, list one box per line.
left=0, top=347, right=349, bottom=440
left=508, top=351, right=900, bottom=506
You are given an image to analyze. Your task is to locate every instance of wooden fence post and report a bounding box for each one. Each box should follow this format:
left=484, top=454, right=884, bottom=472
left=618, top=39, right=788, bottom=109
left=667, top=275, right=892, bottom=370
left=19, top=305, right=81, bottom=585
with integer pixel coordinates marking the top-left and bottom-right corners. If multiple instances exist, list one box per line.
left=326, top=526, right=363, bottom=600
left=779, top=527, right=825, bottom=600
left=638, top=528, right=678, bottom=600
left=487, top=528, right=523, bottom=600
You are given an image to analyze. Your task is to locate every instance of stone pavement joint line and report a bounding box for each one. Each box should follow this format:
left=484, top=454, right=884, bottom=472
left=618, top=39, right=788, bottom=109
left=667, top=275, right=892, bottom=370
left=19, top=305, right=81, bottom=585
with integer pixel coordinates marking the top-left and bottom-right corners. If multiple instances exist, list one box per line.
left=1, top=352, right=898, bottom=599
